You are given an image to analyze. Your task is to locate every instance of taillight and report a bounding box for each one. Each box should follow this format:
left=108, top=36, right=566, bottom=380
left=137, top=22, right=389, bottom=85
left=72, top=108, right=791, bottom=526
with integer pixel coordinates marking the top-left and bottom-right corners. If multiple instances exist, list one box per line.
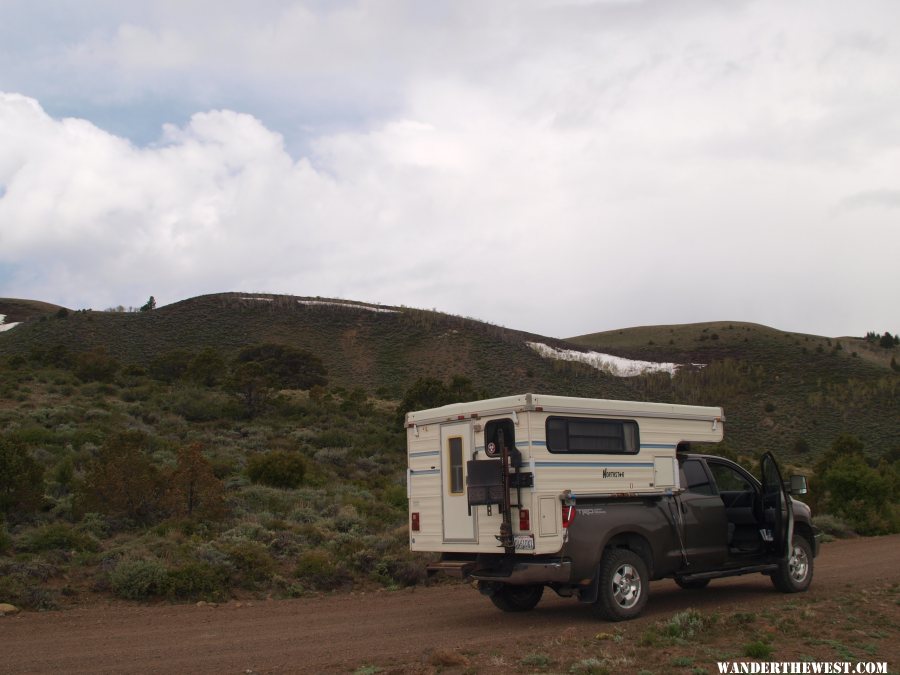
left=519, top=509, right=530, bottom=531
left=411, top=512, right=420, bottom=531
left=561, top=505, right=575, bottom=529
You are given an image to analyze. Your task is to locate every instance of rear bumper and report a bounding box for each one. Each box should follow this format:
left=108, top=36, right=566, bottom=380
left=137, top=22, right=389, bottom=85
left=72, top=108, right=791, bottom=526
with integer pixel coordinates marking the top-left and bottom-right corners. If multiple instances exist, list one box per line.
left=471, top=560, right=572, bottom=585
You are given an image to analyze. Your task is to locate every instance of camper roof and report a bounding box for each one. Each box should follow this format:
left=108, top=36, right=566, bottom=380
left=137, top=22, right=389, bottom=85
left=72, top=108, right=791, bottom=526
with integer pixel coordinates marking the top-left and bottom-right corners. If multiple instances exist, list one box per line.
left=405, top=393, right=724, bottom=426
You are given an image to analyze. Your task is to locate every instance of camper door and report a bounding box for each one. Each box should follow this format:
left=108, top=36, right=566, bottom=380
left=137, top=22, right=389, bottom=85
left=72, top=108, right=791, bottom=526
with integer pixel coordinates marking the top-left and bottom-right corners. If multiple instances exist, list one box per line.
left=440, top=422, right=477, bottom=542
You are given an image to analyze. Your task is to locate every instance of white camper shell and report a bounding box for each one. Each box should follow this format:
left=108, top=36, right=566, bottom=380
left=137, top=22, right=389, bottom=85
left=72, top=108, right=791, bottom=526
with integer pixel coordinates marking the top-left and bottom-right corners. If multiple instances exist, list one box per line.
left=407, top=393, right=724, bottom=556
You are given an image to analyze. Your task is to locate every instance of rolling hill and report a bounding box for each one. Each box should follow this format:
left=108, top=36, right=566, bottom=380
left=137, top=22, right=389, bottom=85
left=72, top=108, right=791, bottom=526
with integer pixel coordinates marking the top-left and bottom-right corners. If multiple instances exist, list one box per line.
left=1, top=293, right=897, bottom=460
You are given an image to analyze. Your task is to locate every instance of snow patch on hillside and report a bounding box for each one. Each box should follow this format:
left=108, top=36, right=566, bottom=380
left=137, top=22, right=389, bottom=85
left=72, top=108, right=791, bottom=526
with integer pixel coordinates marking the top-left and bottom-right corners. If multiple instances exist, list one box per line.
left=297, top=300, right=398, bottom=314
left=0, top=314, right=21, bottom=332
left=526, top=341, right=689, bottom=377
left=237, top=295, right=398, bottom=313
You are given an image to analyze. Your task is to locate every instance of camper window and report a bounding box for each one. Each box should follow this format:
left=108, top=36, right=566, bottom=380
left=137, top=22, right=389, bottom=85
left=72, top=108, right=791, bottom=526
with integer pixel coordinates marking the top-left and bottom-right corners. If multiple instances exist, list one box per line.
left=546, top=417, right=639, bottom=454
left=448, top=437, right=464, bottom=494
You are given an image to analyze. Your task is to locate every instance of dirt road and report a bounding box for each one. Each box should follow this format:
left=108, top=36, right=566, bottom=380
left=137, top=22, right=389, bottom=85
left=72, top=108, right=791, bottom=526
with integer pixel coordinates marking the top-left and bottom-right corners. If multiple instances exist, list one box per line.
left=2, top=535, right=898, bottom=674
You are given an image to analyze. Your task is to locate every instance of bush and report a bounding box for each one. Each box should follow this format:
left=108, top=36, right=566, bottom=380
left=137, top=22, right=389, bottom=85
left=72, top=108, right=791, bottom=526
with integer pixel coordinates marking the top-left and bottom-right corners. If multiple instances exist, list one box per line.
left=246, top=451, right=306, bottom=489
left=812, top=514, right=856, bottom=538
left=18, top=523, right=101, bottom=553
left=76, top=431, right=165, bottom=524
left=294, top=549, right=350, bottom=590
left=744, top=641, right=773, bottom=659
left=166, top=562, right=230, bottom=601
left=149, top=350, right=193, bottom=383
left=0, top=439, right=45, bottom=519
left=0, top=520, right=11, bottom=554
left=169, top=388, right=231, bottom=422
left=73, top=348, right=119, bottom=383
left=109, top=559, right=168, bottom=600
left=219, top=540, right=275, bottom=589
left=164, top=443, right=227, bottom=520
left=235, top=344, right=327, bottom=390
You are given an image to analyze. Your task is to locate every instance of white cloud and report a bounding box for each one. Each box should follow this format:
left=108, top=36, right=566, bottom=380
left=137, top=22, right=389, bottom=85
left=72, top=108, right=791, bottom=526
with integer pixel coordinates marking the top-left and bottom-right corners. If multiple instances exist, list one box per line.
left=0, top=1, right=899, bottom=337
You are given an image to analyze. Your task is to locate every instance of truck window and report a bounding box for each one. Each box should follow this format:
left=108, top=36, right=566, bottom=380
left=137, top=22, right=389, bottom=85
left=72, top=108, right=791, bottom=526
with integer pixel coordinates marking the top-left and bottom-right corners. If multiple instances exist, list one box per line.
left=680, top=459, right=716, bottom=495
left=546, top=417, right=639, bottom=454
left=708, top=462, right=753, bottom=492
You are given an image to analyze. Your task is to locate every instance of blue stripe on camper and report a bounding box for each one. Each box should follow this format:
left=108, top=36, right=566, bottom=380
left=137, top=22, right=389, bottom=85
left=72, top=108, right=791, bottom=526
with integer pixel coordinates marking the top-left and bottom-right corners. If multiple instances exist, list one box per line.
left=409, top=450, right=439, bottom=458
left=516, top=441, right=547, bottom=448
left=409, top=469, right=440, bottom=476
left=640, top=444, right=677, bottom=449
left=534, top=461, right=653, bottom=468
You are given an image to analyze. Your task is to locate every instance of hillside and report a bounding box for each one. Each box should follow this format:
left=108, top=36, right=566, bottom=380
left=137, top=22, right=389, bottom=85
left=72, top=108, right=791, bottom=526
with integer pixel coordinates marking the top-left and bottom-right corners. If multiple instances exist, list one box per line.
left=569, top=321, right=899, bottom=462
left=0, top=298, right=66, bottom=325
left=1, top=295, right=897, bottom=460
left=0, top=293, right=635, bottom=401
left=0, top=293, right=897, bottom=611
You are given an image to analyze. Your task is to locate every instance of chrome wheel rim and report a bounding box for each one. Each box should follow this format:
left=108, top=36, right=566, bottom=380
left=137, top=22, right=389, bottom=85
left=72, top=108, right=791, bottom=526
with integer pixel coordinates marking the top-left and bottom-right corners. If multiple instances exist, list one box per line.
left=788, top=544, right=809, bottom=583
left=612, top=564, right=642, bottom=608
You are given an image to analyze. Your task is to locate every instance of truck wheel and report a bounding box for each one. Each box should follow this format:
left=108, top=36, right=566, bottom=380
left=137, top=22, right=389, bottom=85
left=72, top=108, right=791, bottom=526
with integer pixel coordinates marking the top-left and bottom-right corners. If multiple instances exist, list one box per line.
left=771, top=535, right=813, bottom=593
left=674, top=578, right=710, bottom=590
left=594, top=549, right=649, bottom=621
left=489, top=584, right=544, bottom=612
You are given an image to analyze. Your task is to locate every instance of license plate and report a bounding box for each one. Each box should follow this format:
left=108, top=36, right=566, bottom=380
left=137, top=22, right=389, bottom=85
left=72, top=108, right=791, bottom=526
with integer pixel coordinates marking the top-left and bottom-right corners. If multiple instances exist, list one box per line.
left=514, top=534, right=535, bottom=551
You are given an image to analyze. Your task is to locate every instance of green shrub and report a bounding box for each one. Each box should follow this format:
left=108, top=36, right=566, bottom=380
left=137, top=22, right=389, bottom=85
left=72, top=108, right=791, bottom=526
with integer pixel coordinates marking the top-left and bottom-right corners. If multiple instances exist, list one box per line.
left=219, top=540, right=275, bottom=588
left=166, top=562, right=230, bottom=601
left=0, top=572, right=60, bottom=610
left=73, top=348, right=120, bottom=382
left=0, top=440, right=44, bottom=519
left=812, top=514, right=856, bottom=538
left=235, top=344, right=327, bottom=390
left=0, top=520, right=11, bottom=554
left=294, top=549, right=350, bottom=590
left=149, top=350, right=193, bottom=383
left=310, top=429, right=352, bottom=448
left=246, top=451, right=306, bottom=489
left=659, top=609, right=714, bottom=641
left=169, top=388, right=231, bottom=422
left=383, top=485, right=408, bottom=510
left=109, top=559, right=168, bottom=600
left=18, top=523, right=101, bottom=553
left=76, top=431, right=165, bottom=524
left=744, top=641, right=773, bottom=659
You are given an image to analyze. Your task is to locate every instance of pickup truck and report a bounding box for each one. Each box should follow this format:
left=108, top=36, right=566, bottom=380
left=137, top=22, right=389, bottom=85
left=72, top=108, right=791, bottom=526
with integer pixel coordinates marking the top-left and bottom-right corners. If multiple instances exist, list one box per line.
left=408, top=395, right=817, bottom=621
left=471, top=451, right=817, bottom=620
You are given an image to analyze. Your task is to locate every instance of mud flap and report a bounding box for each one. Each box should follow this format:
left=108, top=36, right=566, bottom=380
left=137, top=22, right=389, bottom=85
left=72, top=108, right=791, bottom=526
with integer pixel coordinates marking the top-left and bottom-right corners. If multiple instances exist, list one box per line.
left=577, top=566, right=602, bottom=604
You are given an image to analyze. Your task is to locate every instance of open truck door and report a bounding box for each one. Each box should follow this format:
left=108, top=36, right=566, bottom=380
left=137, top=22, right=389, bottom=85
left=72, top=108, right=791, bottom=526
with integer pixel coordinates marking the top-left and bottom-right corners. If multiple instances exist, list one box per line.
left=760, top=451, right=793, bottom=561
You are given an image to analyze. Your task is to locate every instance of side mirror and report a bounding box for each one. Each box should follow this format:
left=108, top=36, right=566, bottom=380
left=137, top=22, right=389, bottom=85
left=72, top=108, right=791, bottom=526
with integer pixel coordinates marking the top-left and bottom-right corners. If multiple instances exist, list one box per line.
left=788, top=475, right=808, bottom=495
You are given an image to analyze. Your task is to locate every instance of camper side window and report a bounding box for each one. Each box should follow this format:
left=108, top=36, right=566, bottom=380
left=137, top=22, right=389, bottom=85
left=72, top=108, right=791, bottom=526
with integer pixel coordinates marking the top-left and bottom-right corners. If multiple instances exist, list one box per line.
left=447, top=437, right=464, bottom=494
left=546, top=417, right=639, bottom=454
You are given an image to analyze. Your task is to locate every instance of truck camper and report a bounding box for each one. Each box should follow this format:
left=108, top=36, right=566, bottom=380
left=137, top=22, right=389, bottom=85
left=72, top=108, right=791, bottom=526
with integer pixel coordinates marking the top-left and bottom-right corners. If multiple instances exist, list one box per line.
left=406, top=394, right=816, bottom=620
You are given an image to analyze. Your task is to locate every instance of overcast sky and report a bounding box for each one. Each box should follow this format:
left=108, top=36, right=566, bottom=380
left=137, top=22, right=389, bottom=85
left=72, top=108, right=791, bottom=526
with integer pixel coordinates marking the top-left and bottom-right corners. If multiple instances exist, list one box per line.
left=1, top=0, right=897, bottom=339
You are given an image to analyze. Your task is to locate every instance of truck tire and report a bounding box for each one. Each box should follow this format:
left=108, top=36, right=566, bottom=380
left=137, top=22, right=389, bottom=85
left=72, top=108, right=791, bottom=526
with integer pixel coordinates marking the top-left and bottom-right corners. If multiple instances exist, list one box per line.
left=593, top=549, right=649, bottom=621
left=771, top=535, right=813, bottom=593
left=489, top=584, right=544, bottom=612
left=674, top=578, right=710, bottom=590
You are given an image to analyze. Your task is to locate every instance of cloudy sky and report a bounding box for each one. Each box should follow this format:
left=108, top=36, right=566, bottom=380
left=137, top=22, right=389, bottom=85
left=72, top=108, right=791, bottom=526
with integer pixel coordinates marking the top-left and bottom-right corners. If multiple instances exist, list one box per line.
left=1, top=0, right=897, bottom=338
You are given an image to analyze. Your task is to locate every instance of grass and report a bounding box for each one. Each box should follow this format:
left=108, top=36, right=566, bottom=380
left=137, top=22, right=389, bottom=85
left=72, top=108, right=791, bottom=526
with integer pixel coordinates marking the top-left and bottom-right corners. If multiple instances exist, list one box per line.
left=385, top=582, right=899, bottom=674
